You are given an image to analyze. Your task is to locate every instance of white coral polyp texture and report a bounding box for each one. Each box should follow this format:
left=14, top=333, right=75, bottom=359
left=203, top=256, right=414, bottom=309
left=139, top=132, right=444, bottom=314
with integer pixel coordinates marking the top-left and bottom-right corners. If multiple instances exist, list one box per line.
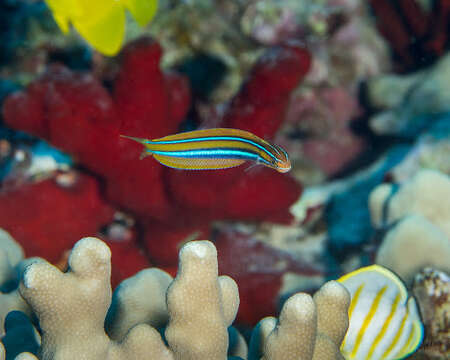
left=20, top=237, right=113, bottom=360
left=262, top=293, right=317, bottom=360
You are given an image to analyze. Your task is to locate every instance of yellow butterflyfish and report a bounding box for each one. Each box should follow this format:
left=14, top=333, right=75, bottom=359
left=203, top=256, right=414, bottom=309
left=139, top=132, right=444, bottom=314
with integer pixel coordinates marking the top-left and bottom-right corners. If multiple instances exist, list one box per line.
left=45, top=0, right=158, bottom=56
left=338, top=265, right=423, bottom=360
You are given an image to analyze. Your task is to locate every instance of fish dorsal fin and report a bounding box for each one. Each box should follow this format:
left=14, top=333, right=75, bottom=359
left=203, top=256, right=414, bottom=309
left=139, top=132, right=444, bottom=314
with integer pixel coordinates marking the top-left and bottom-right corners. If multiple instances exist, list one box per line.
left=338, top=264, right=408, bottom=303
left=152, top=128, right=271, bottom=145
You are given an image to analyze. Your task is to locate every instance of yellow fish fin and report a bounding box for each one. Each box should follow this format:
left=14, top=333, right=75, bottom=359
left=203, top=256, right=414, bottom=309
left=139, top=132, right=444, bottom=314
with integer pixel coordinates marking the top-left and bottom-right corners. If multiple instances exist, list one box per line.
left=72, top=0, right=125, bottom=56
left=45, top=0, right=70, bottom=33
left=153, top=154, right=245, bottom=170
left=152, top=128, right=267, bottom=143
left=338, top=264, right=408, bottom=303
left=139, top=151, right=152, bottom=160
left=395, top=298, right=424, bottom=359
left=122, top=0, right=158, bottom=27
left=53, top=13, right=70, bottom=33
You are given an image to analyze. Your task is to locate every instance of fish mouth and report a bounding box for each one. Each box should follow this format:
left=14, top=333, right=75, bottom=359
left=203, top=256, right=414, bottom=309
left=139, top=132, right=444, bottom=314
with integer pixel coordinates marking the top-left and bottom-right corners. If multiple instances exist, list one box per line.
left=277, top=164, right=291, bottom=173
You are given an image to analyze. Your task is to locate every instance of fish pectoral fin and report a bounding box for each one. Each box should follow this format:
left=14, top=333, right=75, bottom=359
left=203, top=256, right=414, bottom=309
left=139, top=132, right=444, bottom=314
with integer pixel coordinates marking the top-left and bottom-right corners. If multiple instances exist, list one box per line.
left=244, top=162, right=261, bottom=173
left=139, top=151, right=152, bottom=160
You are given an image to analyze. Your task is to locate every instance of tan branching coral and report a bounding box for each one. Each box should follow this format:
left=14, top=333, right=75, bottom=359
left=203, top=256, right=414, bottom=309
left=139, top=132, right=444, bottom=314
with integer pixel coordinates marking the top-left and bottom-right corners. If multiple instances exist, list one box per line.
left=105, top=268, right=173, bottom=341
left=249, top=281, right=350, bottom=360
left=369, top=169, right=450, bottom=235
left=0, top=229, right=32, bottom=336
left=17, top=238, right=240, bottom=360
left=20, top=237, right=117, bottom=360
left=369, top=169, right=450, bottom=283
left=375, top=216, right=450, bottom=284
left=164, top=241, right=240, bottom=359
left=8, top=237, right=350, bottom=359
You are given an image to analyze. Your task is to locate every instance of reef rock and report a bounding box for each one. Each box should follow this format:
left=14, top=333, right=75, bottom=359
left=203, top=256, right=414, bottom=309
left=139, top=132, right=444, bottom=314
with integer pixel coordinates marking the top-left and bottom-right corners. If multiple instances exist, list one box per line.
left=412, top=268, right=450, bottom=360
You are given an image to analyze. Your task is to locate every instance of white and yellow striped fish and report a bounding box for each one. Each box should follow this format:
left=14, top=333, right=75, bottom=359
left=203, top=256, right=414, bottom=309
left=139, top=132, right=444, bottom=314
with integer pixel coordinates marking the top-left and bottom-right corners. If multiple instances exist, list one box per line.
left=338, top=265, right=423, bottom=360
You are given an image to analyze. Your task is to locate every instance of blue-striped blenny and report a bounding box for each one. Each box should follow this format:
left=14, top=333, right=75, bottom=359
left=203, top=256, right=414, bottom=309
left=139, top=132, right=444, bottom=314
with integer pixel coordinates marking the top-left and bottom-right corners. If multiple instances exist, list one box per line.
left=121, top=128, right=291, bottom=173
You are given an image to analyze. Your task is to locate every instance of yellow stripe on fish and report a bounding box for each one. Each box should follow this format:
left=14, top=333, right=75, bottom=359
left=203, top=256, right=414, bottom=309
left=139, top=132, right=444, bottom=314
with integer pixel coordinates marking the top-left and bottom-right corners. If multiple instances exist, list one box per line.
left=121, top=128, right=291, bottom=173
left=338, top=265, right=423, bottom=360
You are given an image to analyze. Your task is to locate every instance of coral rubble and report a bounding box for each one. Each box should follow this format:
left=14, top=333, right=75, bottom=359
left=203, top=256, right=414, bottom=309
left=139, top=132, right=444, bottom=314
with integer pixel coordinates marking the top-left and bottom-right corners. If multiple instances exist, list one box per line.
left=412, top=268, right=450, bottom=359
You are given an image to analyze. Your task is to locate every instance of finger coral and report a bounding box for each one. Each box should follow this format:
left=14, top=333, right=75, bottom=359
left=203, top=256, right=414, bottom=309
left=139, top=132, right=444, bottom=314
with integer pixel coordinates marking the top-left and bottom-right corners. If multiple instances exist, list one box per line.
left=2, top=237, right=350, bottom=360
left=248, top=281, right=349, bottom=360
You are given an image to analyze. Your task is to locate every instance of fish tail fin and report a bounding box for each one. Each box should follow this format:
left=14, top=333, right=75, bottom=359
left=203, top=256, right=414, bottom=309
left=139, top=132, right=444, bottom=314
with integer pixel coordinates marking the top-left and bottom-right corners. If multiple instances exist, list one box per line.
left=120, top=135, right=149, bottom=145
left=121, top=135, right=154, bottom=160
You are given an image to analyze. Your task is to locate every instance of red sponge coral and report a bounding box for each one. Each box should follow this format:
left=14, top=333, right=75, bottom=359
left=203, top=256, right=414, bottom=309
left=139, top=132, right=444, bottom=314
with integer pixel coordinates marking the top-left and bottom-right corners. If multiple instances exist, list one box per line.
left=0, top=173, right=115, bottom=262
left=223, top=43, right=311, bottom=138
left=216, top=229, right=322, bottom=325
left=2, top=36, right=309, bottom=273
